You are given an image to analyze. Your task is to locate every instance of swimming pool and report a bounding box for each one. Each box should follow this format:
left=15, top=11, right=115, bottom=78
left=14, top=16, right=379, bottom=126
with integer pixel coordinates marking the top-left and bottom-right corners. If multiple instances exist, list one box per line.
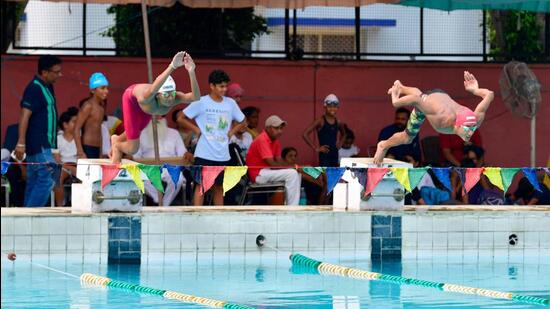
left=2, top=251, right=549, bottom=308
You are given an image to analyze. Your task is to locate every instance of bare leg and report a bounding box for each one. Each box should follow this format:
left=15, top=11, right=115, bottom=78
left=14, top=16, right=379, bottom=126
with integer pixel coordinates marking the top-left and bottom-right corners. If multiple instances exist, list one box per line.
left=193, top=185, right=204, bottom=205
left=388, top=80, right=423, bottom=108
left=373, top=131, right=414, bottom=165
left=111, top=133, right=139, bottom=164
left=212, top=185, right=224, bottom=206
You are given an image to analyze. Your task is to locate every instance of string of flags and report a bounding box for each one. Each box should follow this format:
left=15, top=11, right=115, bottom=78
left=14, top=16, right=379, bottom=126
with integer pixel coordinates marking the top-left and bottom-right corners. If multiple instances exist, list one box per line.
left=1, top=161, right=548, bottom=197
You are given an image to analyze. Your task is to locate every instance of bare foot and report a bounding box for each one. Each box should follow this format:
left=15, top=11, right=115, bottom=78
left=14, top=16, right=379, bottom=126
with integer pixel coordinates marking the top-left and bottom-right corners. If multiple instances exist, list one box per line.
left=373, top=141, right=388, bottom=166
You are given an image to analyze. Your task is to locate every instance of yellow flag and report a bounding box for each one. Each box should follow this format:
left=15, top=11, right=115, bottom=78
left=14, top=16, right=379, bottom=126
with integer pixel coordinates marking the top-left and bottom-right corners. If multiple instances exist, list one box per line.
left=121, top=164, right=145, bottom=193
left=482, top=167, right=504, bottom=191
left=390, top=167, right=411, bottom=192
left=223, top=166, right=248, bottom=195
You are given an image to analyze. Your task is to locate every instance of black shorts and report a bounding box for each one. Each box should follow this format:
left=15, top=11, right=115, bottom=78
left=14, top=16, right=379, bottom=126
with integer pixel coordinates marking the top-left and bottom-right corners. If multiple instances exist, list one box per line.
left=194, top=157, right=230, bottom=185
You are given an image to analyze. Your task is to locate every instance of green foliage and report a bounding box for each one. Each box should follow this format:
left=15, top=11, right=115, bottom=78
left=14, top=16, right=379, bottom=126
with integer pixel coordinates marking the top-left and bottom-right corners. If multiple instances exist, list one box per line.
left=487, top=11, right=543, bottom=62
left=103, top=4, right=268, bottom=57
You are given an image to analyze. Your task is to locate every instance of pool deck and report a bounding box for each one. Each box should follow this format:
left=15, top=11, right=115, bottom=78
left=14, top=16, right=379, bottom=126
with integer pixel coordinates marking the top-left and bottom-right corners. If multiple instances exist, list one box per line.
left=2, top=205, right=549, bottom=216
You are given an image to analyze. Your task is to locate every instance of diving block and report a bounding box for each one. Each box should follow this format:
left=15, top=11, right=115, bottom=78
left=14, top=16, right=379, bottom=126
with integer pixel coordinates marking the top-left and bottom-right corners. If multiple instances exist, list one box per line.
left=71, top=159, right=144, bottom=213
left=333, top=158, right=412, bottom=211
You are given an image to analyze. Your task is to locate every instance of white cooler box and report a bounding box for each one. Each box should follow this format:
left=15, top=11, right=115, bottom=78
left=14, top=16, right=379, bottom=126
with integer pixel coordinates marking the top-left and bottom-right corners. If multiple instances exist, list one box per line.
left=71, top=159, right=143, bottom=213
left=333, top=158, right=412, bottom=211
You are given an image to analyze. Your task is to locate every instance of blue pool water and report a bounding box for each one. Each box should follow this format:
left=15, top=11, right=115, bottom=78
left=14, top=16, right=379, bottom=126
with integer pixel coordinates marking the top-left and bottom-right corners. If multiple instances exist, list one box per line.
left=2, top=252, right=549, bottom=308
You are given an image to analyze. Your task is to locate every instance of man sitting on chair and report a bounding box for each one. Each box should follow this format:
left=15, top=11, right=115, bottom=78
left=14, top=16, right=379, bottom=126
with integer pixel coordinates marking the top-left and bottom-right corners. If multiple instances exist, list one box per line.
left=133, top=116, right=194, bottom=206
left=246, top=115, right=301, bottom=205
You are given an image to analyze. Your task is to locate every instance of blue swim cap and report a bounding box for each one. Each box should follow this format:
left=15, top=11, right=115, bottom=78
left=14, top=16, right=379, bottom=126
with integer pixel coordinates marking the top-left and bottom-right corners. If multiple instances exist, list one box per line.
left=89, top=72, right=109, bottom=90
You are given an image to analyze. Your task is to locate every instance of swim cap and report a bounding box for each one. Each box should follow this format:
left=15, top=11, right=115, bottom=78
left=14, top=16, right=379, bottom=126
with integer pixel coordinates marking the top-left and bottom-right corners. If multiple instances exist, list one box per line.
left=89, top=72, right=109, bottom=90
left=324, top=94, right=340, bottom=106
left=455, top=108, right=477, bottom=126
left=158, top=76, right=176, bottom=93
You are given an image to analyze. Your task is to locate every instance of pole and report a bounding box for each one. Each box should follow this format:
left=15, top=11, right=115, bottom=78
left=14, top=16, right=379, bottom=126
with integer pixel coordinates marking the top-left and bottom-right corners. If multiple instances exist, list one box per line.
left=531, top=116, right=536, bottom=167
left=355, top=6, right=360, bottom=60
left=141, top=0, right=163, bottom=205
left=82, top=3, right=87, bottom=56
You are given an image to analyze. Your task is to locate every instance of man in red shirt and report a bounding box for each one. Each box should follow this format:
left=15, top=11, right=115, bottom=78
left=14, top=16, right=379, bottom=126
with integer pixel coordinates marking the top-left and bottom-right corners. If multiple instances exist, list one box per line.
left=439, top=130, right=482, bottom=166
left=246, top=115, right=301, bottom=205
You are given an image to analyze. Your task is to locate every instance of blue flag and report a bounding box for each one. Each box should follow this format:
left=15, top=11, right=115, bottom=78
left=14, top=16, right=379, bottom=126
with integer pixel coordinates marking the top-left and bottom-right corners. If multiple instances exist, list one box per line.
left=187, top=165, right=202, bottom=184
left=522, top=168, right=542, bottom=192
left=1, top=162, right=10, bottom=175
left=431, top=168, right=452, bottom=192
left=326, top=167, right=346, bottom=195
left=454, top=167, right=466, bottom=187
left=163, top=164, right=182, bottom=185
left=48, top=162, right=63, bottom=187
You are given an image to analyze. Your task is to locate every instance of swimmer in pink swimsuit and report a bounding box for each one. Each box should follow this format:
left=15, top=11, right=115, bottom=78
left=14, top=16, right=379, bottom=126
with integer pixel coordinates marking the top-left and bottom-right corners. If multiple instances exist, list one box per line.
left=374, top=71, right=494, bottom=165
left=111, top=51, right=200, bottom=163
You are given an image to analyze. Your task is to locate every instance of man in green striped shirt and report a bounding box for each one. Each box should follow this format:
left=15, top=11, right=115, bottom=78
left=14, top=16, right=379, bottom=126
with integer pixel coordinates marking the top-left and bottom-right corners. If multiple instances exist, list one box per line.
left=15, top=55, right=62, bottom=207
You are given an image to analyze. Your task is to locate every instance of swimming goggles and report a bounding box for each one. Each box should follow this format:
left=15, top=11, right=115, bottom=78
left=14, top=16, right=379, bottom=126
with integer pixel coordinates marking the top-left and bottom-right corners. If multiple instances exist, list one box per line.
left=461, top=125, right=478, bottom=133
left=324, top=100, right=340, bottom=106
left=159, top=91, right=176, bottom=99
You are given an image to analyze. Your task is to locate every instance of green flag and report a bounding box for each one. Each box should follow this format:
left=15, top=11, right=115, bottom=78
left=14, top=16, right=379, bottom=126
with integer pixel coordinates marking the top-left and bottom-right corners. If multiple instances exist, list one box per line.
left=501, top=168, right=520, bottom=194
left=408, top=167, right=428, bottom=191
left=138, top=164, right=164, bottom=193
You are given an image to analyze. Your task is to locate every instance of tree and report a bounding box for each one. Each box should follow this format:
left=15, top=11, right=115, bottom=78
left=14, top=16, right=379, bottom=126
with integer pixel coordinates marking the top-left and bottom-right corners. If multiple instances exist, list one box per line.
left=1, top=1, right=27, bottom=53
left=487, top=11, right=546, bottom=62
left=103, top=3, right=268, bottom=57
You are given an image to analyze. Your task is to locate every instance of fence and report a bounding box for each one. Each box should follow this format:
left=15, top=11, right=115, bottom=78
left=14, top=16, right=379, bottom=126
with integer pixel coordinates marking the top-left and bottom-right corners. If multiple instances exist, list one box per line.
left=5, top=1, right=550, bottom=62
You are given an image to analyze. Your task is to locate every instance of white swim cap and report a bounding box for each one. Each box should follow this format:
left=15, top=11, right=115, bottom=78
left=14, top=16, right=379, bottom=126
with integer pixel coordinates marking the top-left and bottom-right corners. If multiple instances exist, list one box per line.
left=158, top=76, right=176, bottom=93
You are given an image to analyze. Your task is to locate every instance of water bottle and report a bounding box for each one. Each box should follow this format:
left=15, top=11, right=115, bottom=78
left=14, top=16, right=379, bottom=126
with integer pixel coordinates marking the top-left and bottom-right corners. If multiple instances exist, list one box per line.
left=299, top=187, right=307, bottom=205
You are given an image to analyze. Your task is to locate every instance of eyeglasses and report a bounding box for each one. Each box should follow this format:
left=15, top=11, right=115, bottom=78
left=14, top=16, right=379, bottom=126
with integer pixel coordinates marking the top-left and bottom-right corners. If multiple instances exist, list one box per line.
left=461, top=125, right=477, bottom=133
left=159, top=91, right=176, bottom=99
left=325, top=100, right=339, bottom=106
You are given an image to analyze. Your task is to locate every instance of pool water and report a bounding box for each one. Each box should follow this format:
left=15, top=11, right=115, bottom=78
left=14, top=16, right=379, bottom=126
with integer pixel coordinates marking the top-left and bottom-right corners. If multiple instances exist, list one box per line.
left=2, top=251, right=549, bottom=308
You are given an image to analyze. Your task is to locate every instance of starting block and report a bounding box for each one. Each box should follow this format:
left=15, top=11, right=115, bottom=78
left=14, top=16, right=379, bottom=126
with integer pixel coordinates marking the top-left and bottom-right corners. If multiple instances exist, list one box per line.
left=71, top=159, right=143, bottom=213
left=333, top=157, right=412, bottom=211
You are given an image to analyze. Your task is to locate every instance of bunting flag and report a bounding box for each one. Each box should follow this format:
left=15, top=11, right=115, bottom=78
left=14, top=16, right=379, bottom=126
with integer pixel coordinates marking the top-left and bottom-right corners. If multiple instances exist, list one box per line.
left=121, top=164, right=145, bottom=193
left=326, top=167, right=346, bottom=195
left=500, top=168, right=520, bottom=194
left=100, top=164, right=121, bottom=189
left=454, top=167, right=466, bottom=188
left=163, top=164, right=182, bottom=186
left=391, top=167, right=411, bottom=192
left=408, top=167, right=428, bottom=191
left=138, top=164, right=164, bottom=193
left=482, top=167, right=504, bottom=191
left=1, top=162, right=10, bottom=175
left=350, top=168, right=367, bottom=188
left=464, top=168, right=484, bottom=193
left=303, top=167, right=324, bottom=180
left=48, top=162, right=63, bottom=187
left=364, top=168, right=389, bottom=197
left=187, top=165, right=202, bottom=184
left=522, top=168, right=542, bottom=192
left=432, top=168, right=452, bottom=192
left=223, top=166, right=248, bottom=195
left=201, top=166, right=225, bottom=195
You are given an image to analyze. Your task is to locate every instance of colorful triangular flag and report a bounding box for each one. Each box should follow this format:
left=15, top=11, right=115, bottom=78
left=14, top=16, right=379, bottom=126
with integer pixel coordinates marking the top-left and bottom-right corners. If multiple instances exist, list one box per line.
left=431, top=168, right=452, bottom=192
left=163, top=164, right=183, bottom=186
left=1, top=161, right=11, bottom=175
left=326, top=167, right=346, bottom=194
left=138, top=164, right=164, bottom=193
left=350, top=168, right=367, bottom=188
left=100, top=164, right=121, bottom=189
left=223, top=166, right=248, bottom=195
left=408, top=167, right=428, bottom=191
left=522, top=168, right=542, bottom=192
left=201, top=166, right=225, bottom=195
left=121, top=164, right=145, bottom=193
left=464, top=168, right=484, bottom=193
left=501, top=168, right=520, bottom=194
left=483, top=167, right=504, bottom=191
left=364, top=168, right=389, bottom=196
left=391, top=167, right=411, bottom=192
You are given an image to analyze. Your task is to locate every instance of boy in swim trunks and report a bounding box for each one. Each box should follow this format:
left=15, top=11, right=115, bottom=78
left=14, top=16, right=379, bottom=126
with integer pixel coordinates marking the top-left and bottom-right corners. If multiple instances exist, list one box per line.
left=111, top=51, right=200, bottom=163
left=373, top=71, right=494, bottom=165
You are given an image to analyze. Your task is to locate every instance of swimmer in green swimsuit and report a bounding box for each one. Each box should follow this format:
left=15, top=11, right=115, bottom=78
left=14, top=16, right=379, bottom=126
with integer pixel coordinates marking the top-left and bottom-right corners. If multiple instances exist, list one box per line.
left=373, top=71, right=494, bottom=165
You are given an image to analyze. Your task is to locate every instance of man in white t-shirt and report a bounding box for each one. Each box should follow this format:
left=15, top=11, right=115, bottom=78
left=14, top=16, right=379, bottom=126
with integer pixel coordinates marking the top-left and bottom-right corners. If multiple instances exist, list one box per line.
left=134, top=116, right=193, bottom=206
left=180, top=70, right=246, bottom=206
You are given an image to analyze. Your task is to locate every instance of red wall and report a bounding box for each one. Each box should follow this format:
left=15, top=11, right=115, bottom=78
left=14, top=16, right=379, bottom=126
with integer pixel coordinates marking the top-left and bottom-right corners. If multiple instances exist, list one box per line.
left=1, top=55, right=549, bottom=167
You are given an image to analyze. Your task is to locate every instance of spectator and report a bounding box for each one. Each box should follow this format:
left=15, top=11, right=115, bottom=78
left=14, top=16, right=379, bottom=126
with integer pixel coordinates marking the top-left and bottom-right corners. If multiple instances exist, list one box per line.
left=509, top=175, right=550, bottom=205
left=377, top=107, right=421, bottom=166
left=226, top=83, right=244, bottom=105
left=282, top=147, right=327, bottom=205
left=53, top=109, right=78, bottom=206
left=134, top=116, right=193, bottom=206
left=180, top=69, right=246, bottom=206
left=230, top=125, right=253, bottom=158
left=246, top=115, right=301, bottom=205
left=303, top=94, right=346, bottom=167
left=172, top=109, right=199, bottom=152
left=439, top=130, right=482, bottom=167
left=339, top=126, right=360, bottom=160
left=15, top=55, right=62, bottom=207
left=242, top=106, right=261, bottom=139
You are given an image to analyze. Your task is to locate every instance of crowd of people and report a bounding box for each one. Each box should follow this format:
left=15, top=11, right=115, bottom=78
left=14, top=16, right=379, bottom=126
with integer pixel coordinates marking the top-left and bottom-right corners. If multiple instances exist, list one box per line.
left=1, top=54, right=548, bottom=207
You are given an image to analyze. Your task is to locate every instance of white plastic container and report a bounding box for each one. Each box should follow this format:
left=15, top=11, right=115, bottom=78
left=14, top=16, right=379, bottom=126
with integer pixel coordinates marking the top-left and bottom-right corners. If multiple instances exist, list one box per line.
left=71, top=159, right=143, bottom=213
left=334, top=157, right=413, bottom=211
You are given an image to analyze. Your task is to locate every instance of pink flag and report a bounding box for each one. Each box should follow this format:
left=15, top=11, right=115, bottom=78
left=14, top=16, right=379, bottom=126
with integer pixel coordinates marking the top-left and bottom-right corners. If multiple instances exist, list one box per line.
left=200, top=166, right=225, bottom=195
left=101, top=164, right=121, bottom=189
left=464, top=167, right=484, bottom=194
left=364, top=168, right=389, bottom=197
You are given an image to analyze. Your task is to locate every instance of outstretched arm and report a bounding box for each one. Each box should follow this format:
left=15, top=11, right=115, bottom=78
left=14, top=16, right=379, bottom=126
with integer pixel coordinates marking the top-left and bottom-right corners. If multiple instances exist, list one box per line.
left=176, top=53, right=201, bottom=104
left=464, top=71, right=494, bottom=124
left=139, top=51, right=185, bottom=103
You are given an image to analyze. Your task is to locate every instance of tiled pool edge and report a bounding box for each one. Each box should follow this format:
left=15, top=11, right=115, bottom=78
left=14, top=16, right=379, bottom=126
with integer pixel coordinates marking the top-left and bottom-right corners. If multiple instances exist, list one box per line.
left=2, top=208, right=550, bottom=263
